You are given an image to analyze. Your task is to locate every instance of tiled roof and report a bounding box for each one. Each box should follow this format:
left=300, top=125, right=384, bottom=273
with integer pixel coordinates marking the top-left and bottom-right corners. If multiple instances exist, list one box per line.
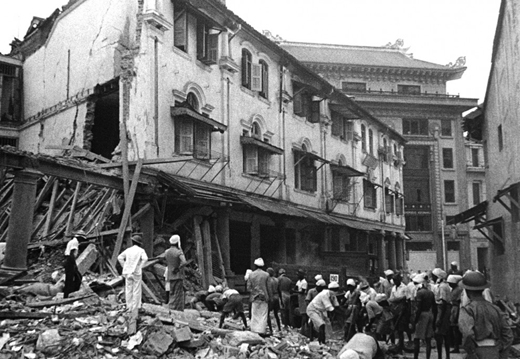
left=280, top=42, right=461, bottom=72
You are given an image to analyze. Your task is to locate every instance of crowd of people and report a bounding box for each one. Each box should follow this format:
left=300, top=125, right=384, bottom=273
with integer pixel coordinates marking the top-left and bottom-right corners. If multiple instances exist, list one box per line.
left=65, top=231, right=514, bottom=359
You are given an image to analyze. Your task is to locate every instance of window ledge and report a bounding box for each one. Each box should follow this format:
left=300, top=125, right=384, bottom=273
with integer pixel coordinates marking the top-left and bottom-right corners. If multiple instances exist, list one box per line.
left=292, top=114, right=316, bottom=128
left=444, top=202, right=458, bottom=206
left=331, top=134, right=348, bottom=144
left=196, top=60, right=213, bottom=73
left=441, top=168, right=456, bottom=171
left=173, top=46, right=191, bottom=61
left=258, top=95, right=271, bottom=106
left=294, top=188, right=317, bottom=197
left=240, top=86, right=255, bottom=98
left=241, top=173, right=270, bottom=182
left=173, top=154, right=213, bottom=168
left=363, top=207, right=377, bottom=212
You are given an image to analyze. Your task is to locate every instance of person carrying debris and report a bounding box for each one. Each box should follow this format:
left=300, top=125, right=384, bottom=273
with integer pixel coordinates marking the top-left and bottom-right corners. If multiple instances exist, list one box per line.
left=165, top=234, right=187, bottom=311
left=278, top=268, right=293, bottom=328
left=205, top=284, right=224, bottom=311
left=219, top=287, right=248, bottom=329
left=190, top=285, right=213, bottom=310
left=266, top=267, right=282, bottom=332
left=117, top=234, right=148, bottom=315
left=63, top=232, right=83, bottom=298
left=458, top=271, right=513, bottom=359
left=248, top=257, right=271, bottom=334
left=306, top=281, right=340, bottom=344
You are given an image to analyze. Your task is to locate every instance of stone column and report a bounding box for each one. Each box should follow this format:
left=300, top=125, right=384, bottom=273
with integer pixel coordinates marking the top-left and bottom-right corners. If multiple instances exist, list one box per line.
left=377, top=230, right=385, bottom=274
left=387, top=232, right=397, bottom=271
left=396, top=234, right=404, bottom=270
left=2, top=169, right=41, bottom=271
left=216, top=208, right=232, bottom=275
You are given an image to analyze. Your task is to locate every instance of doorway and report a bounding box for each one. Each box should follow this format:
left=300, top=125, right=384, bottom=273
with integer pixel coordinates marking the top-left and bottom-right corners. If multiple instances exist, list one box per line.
left=229, top=221, right=251, bottom=275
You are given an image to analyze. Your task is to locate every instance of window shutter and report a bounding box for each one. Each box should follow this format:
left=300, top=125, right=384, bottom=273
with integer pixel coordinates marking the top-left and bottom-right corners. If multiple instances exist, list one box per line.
left=251, top=63, right=262, bottom=91
left=196, top=22, right=205, bottom=59
left=293, top=92, right=303, bottom=116
left=179, top=119, right=193, bottom=153
left=174, top=11, right=187, bottom=51
left=245, top=146, right=258, bottom=173
left=309, top=101, right=320, bottom=123
left=207, top=34, right=219, bottom=64
left=333, top=174, right=343, bottom=198
left=258, top=150, right=270, bottom=176
left=241, top=51, right=249, bottom=87
left=346, top=121, right=354, bottom=141
left=194, top=123, right=210, bottom=159
left=331, top=113, right=341, bottom=137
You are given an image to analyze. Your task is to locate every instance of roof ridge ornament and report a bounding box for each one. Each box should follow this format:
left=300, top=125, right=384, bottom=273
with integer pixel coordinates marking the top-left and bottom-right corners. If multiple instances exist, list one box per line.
left=383, top=38, right=410, bottom=54
left=262, top=30, right=284, bottom=43
left=446, top=56, right=466, bottom=68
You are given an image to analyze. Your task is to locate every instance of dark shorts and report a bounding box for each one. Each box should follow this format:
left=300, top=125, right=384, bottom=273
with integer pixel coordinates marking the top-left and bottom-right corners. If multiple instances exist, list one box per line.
left=270, top=296, right=280, bottom=312
left=415, top=311, right=434, bottom=339
left=223, top=294, right=244, bottom=314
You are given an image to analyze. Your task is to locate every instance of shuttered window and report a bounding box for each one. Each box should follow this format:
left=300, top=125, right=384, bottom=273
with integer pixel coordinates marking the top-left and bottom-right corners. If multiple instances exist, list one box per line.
left=259, top=60, right=269, bottom=99
left=241, top=49, right=252, bottom=89
left=174, top=119, right=212, bottom=160
left=363, top=179, right=377, bottom=209
left=174, top=10, right=188, bottom=52
left=251, top=63, right=262, bottom=91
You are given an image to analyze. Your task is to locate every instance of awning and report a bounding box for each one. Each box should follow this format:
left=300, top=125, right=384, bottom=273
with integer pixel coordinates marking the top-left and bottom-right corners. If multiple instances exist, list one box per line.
left=240, top=136, right=284, bottom=155
left=330, top=163, right=364, bottom=177
left=473, top=217, right=503, bottom=230
left=493, top=181, right=520, bottom=214
left=473, top=216, right=504, bottom=244
left=329, top=104, right=361, bottom=119
left=178, top=0, right=225, bottom=31
left=448, top=200, right=487, bottom=225
left=292, top=148, right=329, bottom=163
left=170, top=106, right=227, bottom=133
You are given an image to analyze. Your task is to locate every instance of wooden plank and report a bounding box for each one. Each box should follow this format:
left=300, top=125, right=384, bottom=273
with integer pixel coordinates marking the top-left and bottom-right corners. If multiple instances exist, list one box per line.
left=212, top=219, right=227, bottom=286
left=98, top=156, right=194, bottom=169
left=111, top=159, right=144, bottom=265
left=131, top=203, right=151, bottom=222
left=142, top=273, right=161, bottom=304
left=43, top=180, right=59, bottom=237
left=65, top=182, right=82, bottom=237
left=193, top=216, right=207, bottom=289
left=34, top=176, right=56, bottom=209
left=172, top=206, right=212, bottom=231
left=26, top=293, right=95, bottom=308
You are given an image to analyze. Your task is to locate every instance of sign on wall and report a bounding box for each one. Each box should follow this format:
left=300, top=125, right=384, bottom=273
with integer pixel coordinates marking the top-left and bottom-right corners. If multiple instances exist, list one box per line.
left=330, top=274, right=339, bottom=283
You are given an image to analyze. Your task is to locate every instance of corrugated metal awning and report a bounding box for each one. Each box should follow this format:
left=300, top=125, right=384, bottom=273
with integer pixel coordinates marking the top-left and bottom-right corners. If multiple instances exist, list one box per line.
left=240, top=136, right=284, bottom=155
left=170, top=106, right=227, bottom=133
left=330, top=163, right=364, bottom=177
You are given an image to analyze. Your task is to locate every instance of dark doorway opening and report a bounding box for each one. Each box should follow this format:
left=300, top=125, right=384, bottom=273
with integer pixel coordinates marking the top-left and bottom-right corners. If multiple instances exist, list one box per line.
left=90, top=84, right=119, bottom=159
left=229, top=221, right=251, bottom=275
left=477, top=247, right=488, bottom=277
left=260, top=224, right=281, bottom=268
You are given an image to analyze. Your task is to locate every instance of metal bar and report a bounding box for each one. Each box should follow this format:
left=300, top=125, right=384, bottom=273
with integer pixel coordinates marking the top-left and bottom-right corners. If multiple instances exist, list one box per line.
left=496, top=198, right=512, bottom=213
left=210, top=162, right=229, bottom=183
left=200, top=156, right=219, bottom=181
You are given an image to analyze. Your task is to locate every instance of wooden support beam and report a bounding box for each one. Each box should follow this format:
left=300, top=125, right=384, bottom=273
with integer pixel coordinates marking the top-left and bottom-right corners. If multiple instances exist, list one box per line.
left=42, top=180, right=59, bottom=237
left=172, top=206, right=212, bottom=231
left=193, top=216, right=207, bottom=289
left=65, top=182, right=82, bottom=237
left=98, top=156, right=194, bottom=169
left=34, top=176, right=56, bottom=209
left=111, top=159, right=144, bottom=266
left=201, top=220, right=213, bottom=287
left=496, top=197, right=512, bottom=213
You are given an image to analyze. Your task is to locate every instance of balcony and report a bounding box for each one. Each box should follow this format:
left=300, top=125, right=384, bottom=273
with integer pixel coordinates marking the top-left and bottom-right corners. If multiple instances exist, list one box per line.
left=466, top=163, right=485, bottom=172
left=341, top=88, right=461, bottom=99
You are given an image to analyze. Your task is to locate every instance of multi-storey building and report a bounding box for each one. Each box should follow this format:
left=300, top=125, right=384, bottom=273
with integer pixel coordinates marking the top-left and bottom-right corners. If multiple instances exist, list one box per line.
left=0, top=54, right=22, bottom=147
left=0, top=0, right=405, bottom=285
left=475, top=0, right=520, bottom=299
left=279, top=40, right=479, bottom=271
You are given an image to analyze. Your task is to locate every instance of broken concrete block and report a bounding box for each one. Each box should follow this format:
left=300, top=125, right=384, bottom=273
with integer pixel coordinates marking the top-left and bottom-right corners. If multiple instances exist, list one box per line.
left=36, top=329, right=62, bottom=353
left=142, top=328, right=174, bottom=356
left=225, top=331, right=265, bottom=346
left=172, top=326, right=192, bottom=342
left=76, top=243, right=99, bottom=275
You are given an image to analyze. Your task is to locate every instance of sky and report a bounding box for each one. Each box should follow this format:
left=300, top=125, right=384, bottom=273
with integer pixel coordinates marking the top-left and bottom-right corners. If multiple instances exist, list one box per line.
left=0, top=0, right=501, bottom=102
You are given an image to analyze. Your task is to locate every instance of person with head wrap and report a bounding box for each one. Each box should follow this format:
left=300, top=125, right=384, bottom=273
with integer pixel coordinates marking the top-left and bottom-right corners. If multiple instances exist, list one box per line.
left=388, top=274, right=411, bottom=354
left=277, top=268, right=293, bottom=328
left=63, top=233, right=82, bottom=298
left=189, top=285, right=214, bottom=310
left=379, top=269, right=394, bottom=298
left=412, top=273, right=435, bottom=359
left=248, top=258, right=271, bottom=334
left=448, top=261, right=463, bottom=276
left=447, top=274, right=463, bottom=353
left=205, top=285, right=224, bottom=312
left=306, top=277, right=326, bottom=305
left=164, top=234, right=187, bottom=311
left=219, top=287, right=248, bottom=329
left=117, top=234, right=148, bottom=316
left=431, top=268, right=452, bottom=359
left=306, top=281, right=340, bottom=344
left=266, top=267, right=281, bottom=332
left=458, top=271, right=513, bottom=359
left=343, top=278, right=362, bottom=341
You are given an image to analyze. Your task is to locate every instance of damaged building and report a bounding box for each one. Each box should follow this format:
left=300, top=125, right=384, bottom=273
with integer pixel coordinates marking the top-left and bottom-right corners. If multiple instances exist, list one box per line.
left=0, top=0, right=407, bottom=287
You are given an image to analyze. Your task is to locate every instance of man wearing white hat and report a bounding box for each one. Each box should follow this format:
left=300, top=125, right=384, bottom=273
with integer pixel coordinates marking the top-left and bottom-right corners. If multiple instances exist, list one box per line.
left=118, top=234, right=148, bottom=317
left=447, top=274, right=463, bottom=354
left=431, top=268, right=451, bottom=359
left=379, top=269, right=394, bottom=298
left=343, top=278, right=361, bottom=341
left=248, top=258, right=271, bottom=334
left=306, top=277, right=326, bottom=306
left=165, top=234, right=187, bottom=311
left=412, top=273, right=435, bottom=359
left=306, top=281, right=340, bottom=344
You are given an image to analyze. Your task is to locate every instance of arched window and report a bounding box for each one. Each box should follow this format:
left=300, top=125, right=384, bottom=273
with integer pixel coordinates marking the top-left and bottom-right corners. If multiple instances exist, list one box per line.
left=361, top=124, right=367, bottom=152
left=251, top=122, right=261, bottom=138
left=186, top=92, right=199, bottom=112
left=294, top=144, right=317, bottom=192
left=241, top=49, right=252, bottom=89
left=259, top=60, right=268, bottom=99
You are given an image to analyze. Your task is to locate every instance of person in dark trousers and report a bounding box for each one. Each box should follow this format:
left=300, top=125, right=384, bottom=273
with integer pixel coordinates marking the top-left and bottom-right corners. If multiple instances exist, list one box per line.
left=277, top=268, right=293, bottom=328
left=458, top=271, right=513, bottom=359
left=219, top=288, right=248, bottom=329
left=432, top=268, right=451, bottom=359
left=294, top=269, right=308, bottom=334
left=412, top=274, right=435, bottom=359
left=63, top=233, right=83, bottom=298
left=388, top=273, right=410, bottom=355
left=447, top=274, right=463, bottom=354
left=164, top=234, right=187, bottom=311
left=266, top=267, right=282, bottom=332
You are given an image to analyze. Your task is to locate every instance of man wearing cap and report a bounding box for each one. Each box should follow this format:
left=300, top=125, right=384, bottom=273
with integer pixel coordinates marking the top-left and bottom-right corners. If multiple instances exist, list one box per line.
left=447, top=274, right=463, bottom=354
left=412, top=273, right=435, bottom=359
left=205, top=285, right=224, bottom=312
left=117, top=234, right=149, bottom=315
left=448, top=261, right=463, bottom=276
left=277, top=268, right=293, bottom=328
left=380, top=270, right=394, bottom=298
left=248, top=258, right=272, bottom=334
left=306, top=276, right=326, bottom=305
left=189, top=285, right=213, bottom=310
left=343, top=278, right=361, bottom=341
left=165, top=234, right=187, bottom=311
left=307, top=282, right=340, bottom=344
left=294, top=269, right=309, bottom=334
left=388, top=274, right=411, bottom=354
left=266, top=267, right=282, bottom=332
left=431, top=268, right=451, bottom=359
left=458, top=271, right=513, bottom=359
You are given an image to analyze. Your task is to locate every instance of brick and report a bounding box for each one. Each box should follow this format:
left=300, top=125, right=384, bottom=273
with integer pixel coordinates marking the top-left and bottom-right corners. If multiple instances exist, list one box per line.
left=172, top=326, right=192, bottom=342
left=76, top=243, right=99, bottom=275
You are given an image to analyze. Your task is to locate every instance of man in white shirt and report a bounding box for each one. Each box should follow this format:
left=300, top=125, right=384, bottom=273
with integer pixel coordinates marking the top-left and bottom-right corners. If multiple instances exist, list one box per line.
left=117, top=234, right=148, bottom=317
left=389, top=274, right=411, bottom=354
left=307, top=282, right=340, bottom=344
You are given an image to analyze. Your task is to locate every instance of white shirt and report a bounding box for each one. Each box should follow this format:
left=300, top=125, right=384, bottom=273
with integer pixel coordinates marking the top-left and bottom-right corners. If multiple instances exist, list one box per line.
left=223, top=288, right=239, bottom=299
left=389, top=283, right=411, bottom=302
left=359, top=287, right=377, bottom=304
left=296, top=279, right=308, bottom=292
left=307, top=290, right=337, bottom=313
left=118, top=245, right=148, bottom=276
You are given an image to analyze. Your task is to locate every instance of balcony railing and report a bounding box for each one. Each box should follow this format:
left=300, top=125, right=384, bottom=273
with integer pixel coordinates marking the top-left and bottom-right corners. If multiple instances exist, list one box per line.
left=341, top=88, right=460, bottom=99
left=405, top=203, right=432, bottom=211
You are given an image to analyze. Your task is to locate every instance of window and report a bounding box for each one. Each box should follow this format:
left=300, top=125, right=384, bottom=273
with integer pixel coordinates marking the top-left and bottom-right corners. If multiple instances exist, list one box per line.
left=241, top=49, right=252, bottom=89
left=342, top=82, right=366, bottom=93
left=471, top=148, right=480, bottom=167
left=385, top=188, right=394, bottom=214
left=294, top=146, right=317, bottom=192
left=396, top=197, right=404, bottom=216
left=259, top=60, right=268, bottom=99
left=404, top=178, right=430, bottom=203
left=331, top=111, right=353, bottom=140
left=363, top=179, right=377, bottom=209
left=196, top=20, right=218, bottom=64
left=368, top=129, right=374, bottom=155
left=498, top=124, right=503, bottom=151
left=442, top=148, right=453, bottom=169
left=397, top=84, right=420, bottom=95
left=444, top=180, right=455, bottom=203
left=293, top=84, right=319, bottom=123
left=402, top=118, right=428, bottom=136
left=175, top=119, right=211, bottom=160
left=472, top=182, right=481, bottom=205
left=244, top=146, right=270, bottom=177
left=332, top=167, right=351, bottom=201
left=441, top=119, right=452, bottom=137
left=174, top=7, right=188, bottom=52
left=404, top=146, right=429, bottom=169
left=405, top=213, right=432, bottom=231
left=361, top=124, right=367, bottom=152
